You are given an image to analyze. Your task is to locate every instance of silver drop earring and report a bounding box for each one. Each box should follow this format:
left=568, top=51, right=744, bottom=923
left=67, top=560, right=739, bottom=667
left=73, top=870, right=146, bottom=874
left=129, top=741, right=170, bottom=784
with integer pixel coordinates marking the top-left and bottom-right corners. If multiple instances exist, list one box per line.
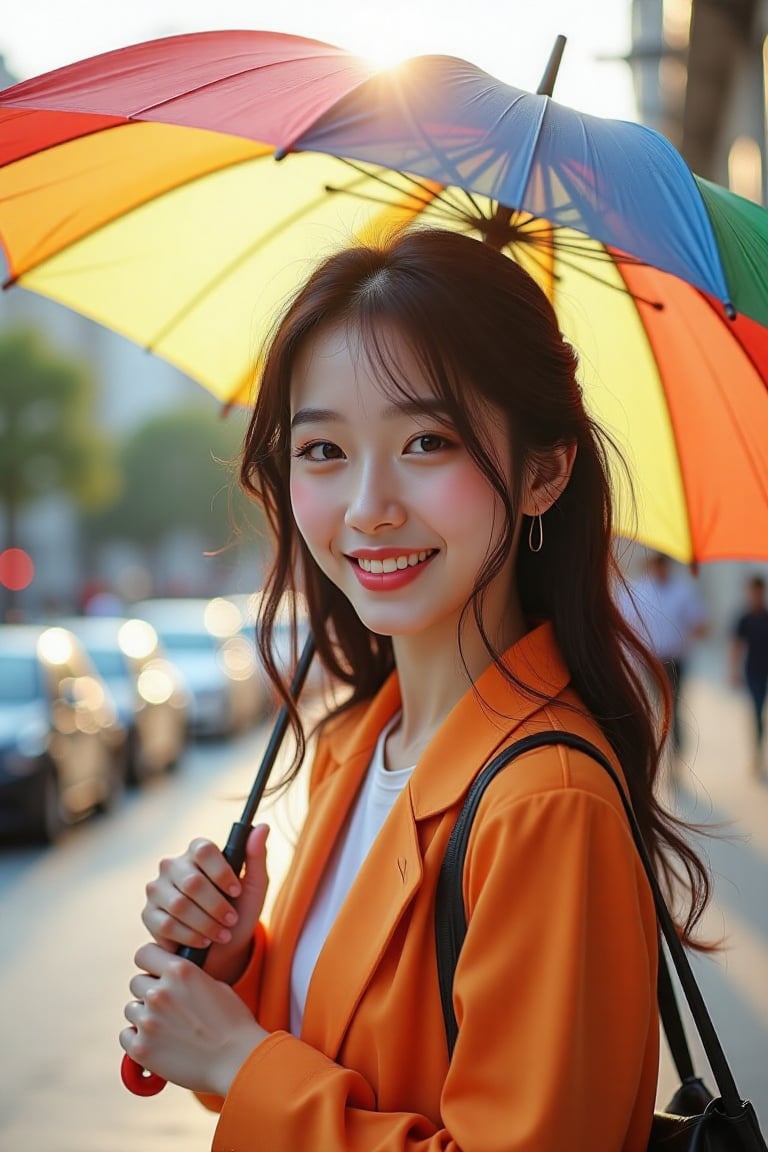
left=528, top=512, right=544, bottom=553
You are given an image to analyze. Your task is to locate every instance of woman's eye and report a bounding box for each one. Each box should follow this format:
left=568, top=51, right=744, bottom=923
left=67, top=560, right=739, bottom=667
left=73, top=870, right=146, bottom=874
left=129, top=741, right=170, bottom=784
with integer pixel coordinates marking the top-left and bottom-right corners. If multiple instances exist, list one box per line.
left=293, top=440, right=344, bottom=462
left=406, top=433, right=448, bottom=454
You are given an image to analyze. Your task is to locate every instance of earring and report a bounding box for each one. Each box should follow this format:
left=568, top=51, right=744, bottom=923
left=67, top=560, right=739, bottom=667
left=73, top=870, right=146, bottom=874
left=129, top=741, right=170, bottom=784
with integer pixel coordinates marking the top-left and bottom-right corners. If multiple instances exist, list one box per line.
left=528, top=512, right=543, bottom=553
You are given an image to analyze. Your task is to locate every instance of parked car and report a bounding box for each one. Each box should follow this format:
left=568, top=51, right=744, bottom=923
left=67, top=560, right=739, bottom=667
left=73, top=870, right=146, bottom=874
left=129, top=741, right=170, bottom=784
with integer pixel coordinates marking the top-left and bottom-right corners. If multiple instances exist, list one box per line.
left=58, top=615, right=190, bottom=784
left=225, top=590, right=335, bottom=708
left=132, top=598, right=266, bottom=737
left=0, top=624, right=127, bottom=843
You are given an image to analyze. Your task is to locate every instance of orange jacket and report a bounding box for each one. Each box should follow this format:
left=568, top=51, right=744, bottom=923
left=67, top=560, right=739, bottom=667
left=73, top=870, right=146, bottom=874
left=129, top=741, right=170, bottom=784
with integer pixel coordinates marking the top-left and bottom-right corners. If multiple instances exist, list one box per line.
left=205, top=622, right=659, bottom=1151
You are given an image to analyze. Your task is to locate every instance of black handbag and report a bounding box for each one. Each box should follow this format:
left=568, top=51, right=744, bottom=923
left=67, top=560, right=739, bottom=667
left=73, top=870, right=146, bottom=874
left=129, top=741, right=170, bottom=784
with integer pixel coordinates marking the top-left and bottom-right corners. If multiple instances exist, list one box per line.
left=435, top=730, right=768, bottom=1151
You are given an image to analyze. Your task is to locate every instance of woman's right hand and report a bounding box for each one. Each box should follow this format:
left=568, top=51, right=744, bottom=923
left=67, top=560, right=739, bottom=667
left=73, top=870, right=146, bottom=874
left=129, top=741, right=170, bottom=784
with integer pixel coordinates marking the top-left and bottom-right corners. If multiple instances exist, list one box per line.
left=141, top=824, right=270, bottom=985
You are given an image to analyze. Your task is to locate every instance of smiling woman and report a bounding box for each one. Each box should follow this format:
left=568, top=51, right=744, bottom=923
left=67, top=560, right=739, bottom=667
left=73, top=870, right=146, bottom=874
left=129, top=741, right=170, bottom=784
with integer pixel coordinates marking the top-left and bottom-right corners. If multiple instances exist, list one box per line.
left=287, top=321, right=541, bottom=650
left=118, top=227, right=717, bottom=1152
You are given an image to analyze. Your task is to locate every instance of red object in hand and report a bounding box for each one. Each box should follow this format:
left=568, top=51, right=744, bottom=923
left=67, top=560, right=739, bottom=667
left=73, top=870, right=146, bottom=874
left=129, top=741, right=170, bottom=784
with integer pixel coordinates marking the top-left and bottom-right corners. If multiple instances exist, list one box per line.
left=116, top=638, right=315, bottom=1099
left=121, top=1052, right=167, bottom=1096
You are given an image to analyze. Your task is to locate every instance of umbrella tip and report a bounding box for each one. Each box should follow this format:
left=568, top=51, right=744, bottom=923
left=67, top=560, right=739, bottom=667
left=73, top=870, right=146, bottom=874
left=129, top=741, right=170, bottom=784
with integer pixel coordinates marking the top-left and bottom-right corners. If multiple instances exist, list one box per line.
left=537, top=35, right=567, bottom=97
left=725, top=302, right=737, bottom=321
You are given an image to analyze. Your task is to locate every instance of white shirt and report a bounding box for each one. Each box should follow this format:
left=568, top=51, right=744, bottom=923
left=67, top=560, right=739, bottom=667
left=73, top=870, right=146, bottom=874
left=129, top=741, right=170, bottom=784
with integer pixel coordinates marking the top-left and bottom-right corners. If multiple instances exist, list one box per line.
left=290, top=713, right=414, bottom=1035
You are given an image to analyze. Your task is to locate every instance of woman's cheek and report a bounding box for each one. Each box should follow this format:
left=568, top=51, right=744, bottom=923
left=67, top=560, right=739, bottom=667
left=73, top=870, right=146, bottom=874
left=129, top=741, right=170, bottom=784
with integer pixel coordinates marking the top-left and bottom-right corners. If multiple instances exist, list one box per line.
left=290, top=475, right=329, bottom=548
left=424, top=465, right=499, bottom=526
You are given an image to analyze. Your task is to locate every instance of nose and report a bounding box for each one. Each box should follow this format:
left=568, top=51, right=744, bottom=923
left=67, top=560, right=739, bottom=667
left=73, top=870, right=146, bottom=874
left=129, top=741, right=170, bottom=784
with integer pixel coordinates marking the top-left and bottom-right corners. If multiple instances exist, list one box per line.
left=344, top=459, right=406, bottom=533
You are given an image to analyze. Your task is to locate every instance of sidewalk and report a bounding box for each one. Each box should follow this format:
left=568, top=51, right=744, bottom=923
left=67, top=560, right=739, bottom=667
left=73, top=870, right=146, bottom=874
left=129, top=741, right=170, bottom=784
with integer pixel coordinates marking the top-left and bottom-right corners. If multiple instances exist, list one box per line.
left=655, top=656, right=768, bottom=1118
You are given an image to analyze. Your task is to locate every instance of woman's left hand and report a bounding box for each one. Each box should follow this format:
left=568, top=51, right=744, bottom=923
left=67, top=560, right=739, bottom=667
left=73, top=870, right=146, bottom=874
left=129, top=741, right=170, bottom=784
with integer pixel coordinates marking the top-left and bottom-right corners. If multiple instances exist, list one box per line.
left=120, top=942, right=268, bottom=1096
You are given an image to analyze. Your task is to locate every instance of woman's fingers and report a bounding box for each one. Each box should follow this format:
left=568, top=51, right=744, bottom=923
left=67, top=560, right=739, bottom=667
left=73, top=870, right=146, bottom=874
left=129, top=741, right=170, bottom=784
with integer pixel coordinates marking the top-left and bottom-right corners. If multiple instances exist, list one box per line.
left=141, top=838, right=242, bottom=946
left=185, top=838, right=243, bottom=898
left=124, top=999, right=145, bottom=1027
left=141, top=910, right=214, bottom=950
left=121, top=947, right=267, bottom=1095
left=138, top=827, right=270, bottom=972
left=233, top=825, right=270, bottom=925
left=129, top=972, right=155, bottom=1000
left=142, top=892, right=237, bottom=947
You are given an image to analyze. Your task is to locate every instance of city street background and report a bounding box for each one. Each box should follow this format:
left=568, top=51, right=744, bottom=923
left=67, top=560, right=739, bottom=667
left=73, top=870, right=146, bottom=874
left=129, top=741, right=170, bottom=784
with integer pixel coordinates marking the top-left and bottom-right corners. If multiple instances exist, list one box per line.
left=1, top=650, right=766, bottom=1151
left=2, top=3, right=768, bottom=1147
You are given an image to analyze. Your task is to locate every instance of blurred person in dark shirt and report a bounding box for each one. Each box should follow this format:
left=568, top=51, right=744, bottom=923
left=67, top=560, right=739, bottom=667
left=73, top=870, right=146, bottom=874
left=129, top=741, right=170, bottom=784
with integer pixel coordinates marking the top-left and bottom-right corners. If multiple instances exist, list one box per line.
left=730, top=574, right=768, bottom=777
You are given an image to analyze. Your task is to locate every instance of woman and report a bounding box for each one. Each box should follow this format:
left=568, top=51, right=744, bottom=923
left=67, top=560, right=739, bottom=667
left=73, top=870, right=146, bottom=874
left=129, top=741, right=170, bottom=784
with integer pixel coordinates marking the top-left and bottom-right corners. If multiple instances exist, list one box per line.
left=121, top=229, right=710, bottom=1151
left=729, top=573, right=768, bottom=775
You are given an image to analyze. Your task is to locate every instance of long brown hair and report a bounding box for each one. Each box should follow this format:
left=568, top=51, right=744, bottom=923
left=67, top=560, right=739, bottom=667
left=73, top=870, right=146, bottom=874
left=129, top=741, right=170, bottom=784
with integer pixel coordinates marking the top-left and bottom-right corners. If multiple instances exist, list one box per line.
left=240, top=227, right=710, bottom=944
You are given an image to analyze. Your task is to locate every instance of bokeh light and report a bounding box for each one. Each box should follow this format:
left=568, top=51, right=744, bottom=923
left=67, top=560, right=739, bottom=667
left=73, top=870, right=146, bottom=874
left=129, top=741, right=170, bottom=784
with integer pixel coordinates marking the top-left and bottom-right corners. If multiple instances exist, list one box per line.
left=0, top=548, right=35, bottom=591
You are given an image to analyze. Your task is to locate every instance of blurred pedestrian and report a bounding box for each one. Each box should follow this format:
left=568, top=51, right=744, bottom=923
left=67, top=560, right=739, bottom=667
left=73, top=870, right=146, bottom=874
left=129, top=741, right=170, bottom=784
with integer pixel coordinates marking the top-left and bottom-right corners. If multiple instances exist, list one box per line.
left=121, top=230, right=712, bottom=1151
left=729, top=574, right=768, bottom=777
left=618, top=551, right=709, bottom=755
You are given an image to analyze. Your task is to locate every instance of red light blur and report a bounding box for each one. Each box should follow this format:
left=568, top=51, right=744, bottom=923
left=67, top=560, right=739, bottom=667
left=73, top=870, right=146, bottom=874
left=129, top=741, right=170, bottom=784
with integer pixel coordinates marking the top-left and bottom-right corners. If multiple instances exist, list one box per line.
left=0, top=548, right=35, bottom=591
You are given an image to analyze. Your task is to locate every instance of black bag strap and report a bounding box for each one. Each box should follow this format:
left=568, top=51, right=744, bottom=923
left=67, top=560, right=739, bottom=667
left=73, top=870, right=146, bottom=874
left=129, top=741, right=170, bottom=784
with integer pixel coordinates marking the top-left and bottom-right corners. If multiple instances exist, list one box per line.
left=657, top=942, right=696, bottom=1083
left=435, top=730, right=744, bottom=1117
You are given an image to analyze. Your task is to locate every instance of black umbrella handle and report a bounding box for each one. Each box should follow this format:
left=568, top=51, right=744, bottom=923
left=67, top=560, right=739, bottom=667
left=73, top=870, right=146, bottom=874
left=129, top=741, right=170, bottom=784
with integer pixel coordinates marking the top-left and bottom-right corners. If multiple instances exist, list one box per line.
left=121, top=633, right=317, bottom=1097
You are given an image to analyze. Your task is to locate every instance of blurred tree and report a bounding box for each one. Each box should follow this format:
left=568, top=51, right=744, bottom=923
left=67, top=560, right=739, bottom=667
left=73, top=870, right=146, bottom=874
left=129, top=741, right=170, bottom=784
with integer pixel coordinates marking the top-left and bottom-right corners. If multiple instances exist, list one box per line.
left=0, top=327, right=119, bottom=614
left=86, top=406, right=261, bottom=561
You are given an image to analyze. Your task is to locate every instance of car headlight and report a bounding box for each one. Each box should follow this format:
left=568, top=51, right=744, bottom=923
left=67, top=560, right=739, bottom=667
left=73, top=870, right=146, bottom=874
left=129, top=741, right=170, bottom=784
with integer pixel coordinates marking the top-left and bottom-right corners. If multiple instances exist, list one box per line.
left=220, top=637, right=257, bottom=681
left=137, top=666, right=174, bottom=705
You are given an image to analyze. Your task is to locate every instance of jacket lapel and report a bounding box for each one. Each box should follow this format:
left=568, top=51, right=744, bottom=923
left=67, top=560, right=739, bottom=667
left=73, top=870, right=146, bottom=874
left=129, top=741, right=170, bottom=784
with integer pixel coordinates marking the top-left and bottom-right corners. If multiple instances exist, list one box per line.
left=259, top=677, right=402, bottom=1033
left=258, top=741, right=373, bottom=1033
left=300, top=783, right=423, bottom=1057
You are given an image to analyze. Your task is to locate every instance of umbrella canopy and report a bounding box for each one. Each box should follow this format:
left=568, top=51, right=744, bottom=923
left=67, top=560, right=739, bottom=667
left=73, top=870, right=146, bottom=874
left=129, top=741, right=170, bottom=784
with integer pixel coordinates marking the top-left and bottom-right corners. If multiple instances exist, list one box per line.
left=2, top=30, right=768, bottom=564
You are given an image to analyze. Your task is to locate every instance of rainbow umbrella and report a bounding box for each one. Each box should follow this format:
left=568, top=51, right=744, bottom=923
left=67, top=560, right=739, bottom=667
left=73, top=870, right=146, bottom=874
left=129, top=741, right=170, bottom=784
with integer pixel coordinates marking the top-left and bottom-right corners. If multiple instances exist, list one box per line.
left=2, top=29, right=768, bottom=564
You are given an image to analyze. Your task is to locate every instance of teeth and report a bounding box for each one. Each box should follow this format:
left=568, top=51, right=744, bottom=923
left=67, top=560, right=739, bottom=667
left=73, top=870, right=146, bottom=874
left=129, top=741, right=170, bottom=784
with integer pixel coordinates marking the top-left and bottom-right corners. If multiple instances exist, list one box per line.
left=357, top=550, right=433, bottom=574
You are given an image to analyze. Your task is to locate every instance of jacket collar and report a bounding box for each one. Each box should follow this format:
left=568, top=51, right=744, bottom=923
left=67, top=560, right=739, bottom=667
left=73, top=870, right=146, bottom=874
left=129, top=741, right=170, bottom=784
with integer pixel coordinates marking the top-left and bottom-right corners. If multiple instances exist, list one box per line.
left=324, top=621, right=570, bottom=818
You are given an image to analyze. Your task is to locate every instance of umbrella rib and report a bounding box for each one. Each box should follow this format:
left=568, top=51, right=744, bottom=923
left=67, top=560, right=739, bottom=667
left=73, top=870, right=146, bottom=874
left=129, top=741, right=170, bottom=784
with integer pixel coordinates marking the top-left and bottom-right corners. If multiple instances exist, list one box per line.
left=487, top=214, right=648, bottom=264
left=143, top=185, right=356, bottom=350
left=367, top=114, right=495, bottom=220
left=405, top=174, right=488, bottom=218
left=2, top=143, right=316, bottom=286
left=546, top=246, right=664, bottom=309
left=504, top=215, right=593, bottom=255
left=541, top=161, right=596, bottom=233
left=0, top=203, right=90, bottom=288
left=0, top=116, right=128, bottom=172
left=400, top=174, right=490, bottom=221
left=524, top=161, right=614, bottom=241
left=127, top=54, right=370, bottom=119
left=323, top=182, right=475, bottom=229
left=610, top=258, right=696, bottom=557
left=334, top=157, right=477, bottom=218
left=509, top=238, right=560, bottom=284
left=441, top=172, right=491, bottom=219
left=539, top=161, right=659, bottom=264
left=695, top=294, right=768, bottom=502
left=495, top=224, right=665, bottom=310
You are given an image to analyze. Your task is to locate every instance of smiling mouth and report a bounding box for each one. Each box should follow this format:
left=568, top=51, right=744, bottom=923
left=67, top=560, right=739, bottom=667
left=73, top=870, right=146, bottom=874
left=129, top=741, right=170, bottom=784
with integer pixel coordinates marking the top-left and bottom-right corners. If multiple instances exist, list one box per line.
left=354, top=550, right=436, bottom=574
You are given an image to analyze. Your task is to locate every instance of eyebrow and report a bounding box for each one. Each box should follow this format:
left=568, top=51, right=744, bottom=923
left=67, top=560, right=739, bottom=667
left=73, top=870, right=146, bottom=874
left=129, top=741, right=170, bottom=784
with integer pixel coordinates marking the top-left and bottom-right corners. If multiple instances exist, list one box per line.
left=290, top=398, right=452, bottom=430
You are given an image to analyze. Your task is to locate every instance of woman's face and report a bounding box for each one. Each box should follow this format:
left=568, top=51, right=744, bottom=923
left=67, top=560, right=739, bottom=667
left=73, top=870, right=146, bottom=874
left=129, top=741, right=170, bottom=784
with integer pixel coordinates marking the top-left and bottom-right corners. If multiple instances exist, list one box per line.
left=288, top=324, right=518, bottom=646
